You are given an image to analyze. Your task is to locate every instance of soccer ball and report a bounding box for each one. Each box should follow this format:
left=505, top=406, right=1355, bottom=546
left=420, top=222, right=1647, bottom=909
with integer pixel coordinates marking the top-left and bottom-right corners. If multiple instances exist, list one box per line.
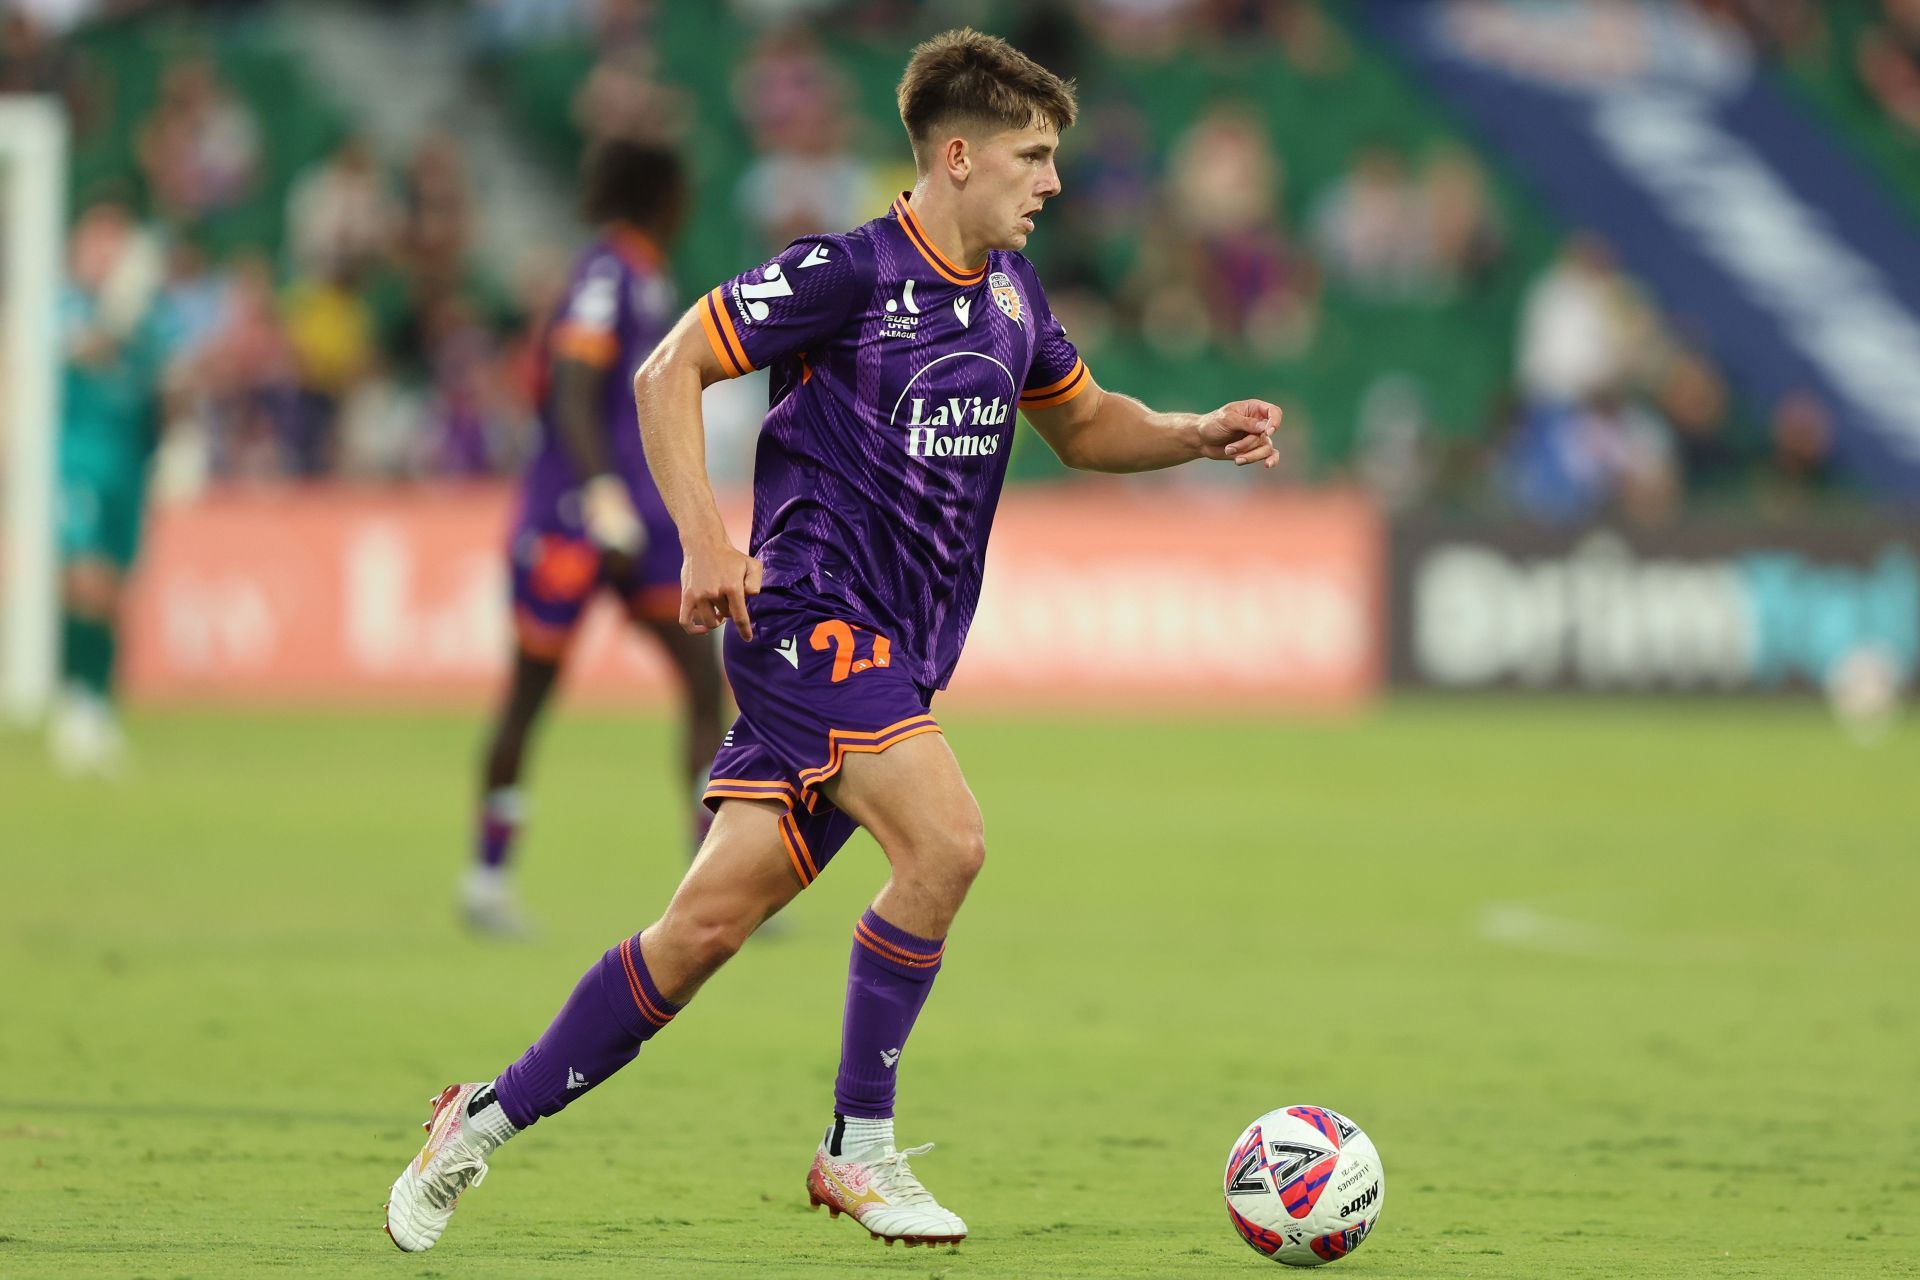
left=1223, top=1105, right=1384, bottom=1266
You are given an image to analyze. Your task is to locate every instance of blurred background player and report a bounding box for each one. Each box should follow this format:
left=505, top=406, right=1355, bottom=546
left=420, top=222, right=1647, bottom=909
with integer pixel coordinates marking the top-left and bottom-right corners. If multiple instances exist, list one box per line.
left=48, top=198, right=173, bottom=776
left=464, top=139, right=726, bottom=936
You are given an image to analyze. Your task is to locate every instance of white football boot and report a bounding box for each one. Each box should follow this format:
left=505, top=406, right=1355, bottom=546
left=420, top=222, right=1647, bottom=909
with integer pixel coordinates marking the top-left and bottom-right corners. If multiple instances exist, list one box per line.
left=807, top=1138, right=968, bottom=1246
left=458, top=867, right=534, bottom=939
left=385, top=1083, right=496, bottom=1252
left=48, top=688, right=125, bottom=778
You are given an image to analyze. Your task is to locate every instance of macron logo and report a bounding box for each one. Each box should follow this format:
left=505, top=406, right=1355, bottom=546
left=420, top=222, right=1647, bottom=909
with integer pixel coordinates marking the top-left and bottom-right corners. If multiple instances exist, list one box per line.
left=800, top=244, right=831, bottom=269
left=566, top=1068, right=589, bottom=1091
left=953, top=296, right=972, bottom=329
left=879, top=1048, right=901, bottom=1069
left=776, top=636, right=800, bottom=669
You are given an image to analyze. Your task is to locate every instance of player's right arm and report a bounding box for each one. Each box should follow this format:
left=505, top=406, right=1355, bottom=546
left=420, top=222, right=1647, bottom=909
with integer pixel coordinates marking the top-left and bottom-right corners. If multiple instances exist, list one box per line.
left=632, top=306, right=761, bottom=640
left=635, top=235, right=866, bottom=642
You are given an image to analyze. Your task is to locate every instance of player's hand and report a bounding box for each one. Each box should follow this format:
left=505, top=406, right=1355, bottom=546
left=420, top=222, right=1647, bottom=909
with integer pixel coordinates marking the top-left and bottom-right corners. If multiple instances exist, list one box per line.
left=1197, top=399, right=1283, bottom=470
left=582, top=474, right=646, bottom=556
left=680, top=539, right=763, bottom=641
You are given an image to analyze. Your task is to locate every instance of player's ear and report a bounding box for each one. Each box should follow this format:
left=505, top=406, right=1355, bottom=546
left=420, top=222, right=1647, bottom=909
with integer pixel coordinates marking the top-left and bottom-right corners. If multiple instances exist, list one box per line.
left=942, top=134, right=970, bottom=182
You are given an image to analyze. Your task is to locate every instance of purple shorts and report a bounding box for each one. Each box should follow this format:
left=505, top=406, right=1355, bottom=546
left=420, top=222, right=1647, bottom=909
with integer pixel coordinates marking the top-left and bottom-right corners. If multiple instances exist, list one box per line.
left=509, top=488, right=682, bottom=660
left=703, top=589, right=941, bottom=888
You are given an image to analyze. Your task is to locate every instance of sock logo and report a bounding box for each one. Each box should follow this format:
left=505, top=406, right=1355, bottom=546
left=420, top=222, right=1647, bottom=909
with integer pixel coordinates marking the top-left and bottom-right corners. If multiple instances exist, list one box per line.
left=566, top=1068, right=589, bottom=1090
left=879, top=1048, right=901, bottom=1069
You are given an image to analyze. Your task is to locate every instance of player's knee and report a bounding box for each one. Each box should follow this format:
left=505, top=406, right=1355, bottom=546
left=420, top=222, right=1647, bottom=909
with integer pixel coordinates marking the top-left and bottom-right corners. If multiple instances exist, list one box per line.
left=674, top=913, right=751, bottom=974
left=949, top=823, right=987, bottom=887
left=903, top=818, right=985, bottom=896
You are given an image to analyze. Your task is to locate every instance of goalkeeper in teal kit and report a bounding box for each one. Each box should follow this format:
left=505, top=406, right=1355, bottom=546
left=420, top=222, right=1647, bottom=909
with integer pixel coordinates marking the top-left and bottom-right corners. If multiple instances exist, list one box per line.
left=48, top=201, right=174, bottom=775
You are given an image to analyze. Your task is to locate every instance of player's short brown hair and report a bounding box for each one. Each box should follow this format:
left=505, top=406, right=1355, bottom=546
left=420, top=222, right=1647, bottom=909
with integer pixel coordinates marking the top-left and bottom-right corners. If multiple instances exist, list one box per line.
left=896, top=28, right=1077, bottom=167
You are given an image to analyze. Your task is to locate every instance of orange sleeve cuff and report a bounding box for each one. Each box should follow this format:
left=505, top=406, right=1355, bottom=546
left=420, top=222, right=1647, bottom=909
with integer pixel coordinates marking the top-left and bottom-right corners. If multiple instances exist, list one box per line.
left=1019, top=358, right=1090, bottom=408
left=700, top=287, right=754, bottom=378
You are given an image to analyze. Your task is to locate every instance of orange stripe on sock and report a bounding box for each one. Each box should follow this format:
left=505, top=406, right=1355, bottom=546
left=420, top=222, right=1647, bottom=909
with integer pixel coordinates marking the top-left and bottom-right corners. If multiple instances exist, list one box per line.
left=855, top=920, right=944, bottom=968
left=855, top=916, right=944, bottom=961
left=619, top=936, right=674, bottom=1028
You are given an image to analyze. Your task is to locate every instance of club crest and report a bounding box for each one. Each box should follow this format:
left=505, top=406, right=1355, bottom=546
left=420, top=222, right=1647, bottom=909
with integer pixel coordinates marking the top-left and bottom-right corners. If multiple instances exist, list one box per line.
left=989, top=271, right=1023, bottom=325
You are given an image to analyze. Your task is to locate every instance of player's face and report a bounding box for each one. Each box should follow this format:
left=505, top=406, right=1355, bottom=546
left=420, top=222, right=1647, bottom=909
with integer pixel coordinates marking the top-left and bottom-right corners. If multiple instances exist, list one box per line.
left=964, top=123, right=1061, bottom=252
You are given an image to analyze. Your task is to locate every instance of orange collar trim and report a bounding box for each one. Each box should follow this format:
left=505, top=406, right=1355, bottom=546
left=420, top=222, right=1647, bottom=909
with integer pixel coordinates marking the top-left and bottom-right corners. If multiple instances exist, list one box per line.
left=890, top=193, right=987, bottom=286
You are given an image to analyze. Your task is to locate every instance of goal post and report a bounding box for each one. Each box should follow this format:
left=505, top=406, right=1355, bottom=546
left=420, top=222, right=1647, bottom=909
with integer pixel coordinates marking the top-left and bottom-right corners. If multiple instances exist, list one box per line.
left=1, top=95, right=68, bottom=726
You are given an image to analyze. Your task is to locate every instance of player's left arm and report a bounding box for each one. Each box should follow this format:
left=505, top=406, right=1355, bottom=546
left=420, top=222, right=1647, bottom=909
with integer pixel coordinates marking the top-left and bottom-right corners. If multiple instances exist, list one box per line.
left=549, top=257, right=645, bottom=556
left=1023, top=376, right=1283, bottom=473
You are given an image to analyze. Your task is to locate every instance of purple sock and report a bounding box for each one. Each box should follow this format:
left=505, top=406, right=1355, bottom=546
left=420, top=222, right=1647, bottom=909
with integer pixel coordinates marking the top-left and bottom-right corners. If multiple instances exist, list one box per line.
left=493, top=932, right=681, bottom=1129
left=477, top=788, right=522, bottom=870
left=834, top=908, right=945, bottom=1119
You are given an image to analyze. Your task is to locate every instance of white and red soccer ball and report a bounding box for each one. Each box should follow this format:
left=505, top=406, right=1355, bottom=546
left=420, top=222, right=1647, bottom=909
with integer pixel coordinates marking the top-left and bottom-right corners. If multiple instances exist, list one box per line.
left=1223, top=1105, right=1384, bottom=1266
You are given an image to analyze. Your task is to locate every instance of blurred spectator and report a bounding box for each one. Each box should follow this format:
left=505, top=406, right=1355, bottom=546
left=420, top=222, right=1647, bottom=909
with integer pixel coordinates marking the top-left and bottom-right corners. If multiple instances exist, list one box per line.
left=169, top=250, right=298, bottom=482
left=1155, top=104, right=1317, bottom=358
left=398, top=130, right=475, bottom=298
left=157, top=238, right=226, bottom=363
left=2, top=9, right=100, bottom=137
left=1760, top=390, right=1837, bottom=511
left=1060, top=97, right=1156, bottom=249
left=1420, top=145, right=1504, bottom=298
left=286, top=135, right=396, bottom=280
left=417, top=294, right=511, bottom=478
left=470, top=0, right=592, bottom=50
left=572, top=45, right=689, bottom=144
left=1311, top=144, right=1429, bottom=300
left=1690, top=0, right=1825, bottom=59
left=732, top=26, right=849, bottom=154
left=282, top=267, right=376, bottom=476
left=731, top=0, right=839, bottom=26
left=1074, top=0, right=1201, bottom=57
left=732, top=28, right=874, bottom=252
left=595, top=0, right=657, bottom=49
left=1516, top=235, right=1655, bottom=409
left=136, top=56, right=261, bottom=226
left=10, top=0, right=111, bottom=37
left=1502, top=235, right=1679, bottom=524
left=1353, top=372, right=1438, bottom=513
left=1199, top=0, right=1349, bottom=75
left=1499, top=396, right=1677, bottom=526
left=1857, top=0, right=1920, bottom=138
left=1656, top=349, right=1742, bottom=497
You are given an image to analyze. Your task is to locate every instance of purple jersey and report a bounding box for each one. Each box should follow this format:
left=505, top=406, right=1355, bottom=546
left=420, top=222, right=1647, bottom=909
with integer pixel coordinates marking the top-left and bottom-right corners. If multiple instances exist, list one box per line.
left=699, top=193, right=1089, bottom=689
left=523, top=226, right=677, bottom=518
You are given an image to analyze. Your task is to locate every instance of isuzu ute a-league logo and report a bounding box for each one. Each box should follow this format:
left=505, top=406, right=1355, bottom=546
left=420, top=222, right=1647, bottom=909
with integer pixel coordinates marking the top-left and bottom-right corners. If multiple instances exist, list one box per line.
left=883, top=277, right=921, bottom=339
left=892, top=352, right=1017, bottom=460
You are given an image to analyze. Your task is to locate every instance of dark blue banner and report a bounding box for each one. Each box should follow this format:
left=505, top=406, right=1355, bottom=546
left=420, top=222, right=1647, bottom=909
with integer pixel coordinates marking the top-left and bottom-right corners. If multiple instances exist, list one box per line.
left=1370, top=0, right=1920, bottom=499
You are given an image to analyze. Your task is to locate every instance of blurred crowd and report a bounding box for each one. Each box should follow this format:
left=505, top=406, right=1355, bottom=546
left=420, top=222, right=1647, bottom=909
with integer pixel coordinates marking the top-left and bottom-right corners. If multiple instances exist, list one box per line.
left=5, top=0, right=1908, bottom=519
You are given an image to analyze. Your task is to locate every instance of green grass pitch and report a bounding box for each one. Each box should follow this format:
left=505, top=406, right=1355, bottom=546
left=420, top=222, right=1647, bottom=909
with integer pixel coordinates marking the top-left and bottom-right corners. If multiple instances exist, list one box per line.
left=3, top=700, right=1917, bottom=1277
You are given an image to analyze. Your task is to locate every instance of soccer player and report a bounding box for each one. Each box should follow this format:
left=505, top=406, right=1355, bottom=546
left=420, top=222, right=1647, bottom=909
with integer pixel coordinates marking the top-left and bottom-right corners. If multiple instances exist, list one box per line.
left=387, top=29, right=1280, bottom=1250
left=48, top=200, right=171, bottom=776
left=463, top=139, right=727, bottom=935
